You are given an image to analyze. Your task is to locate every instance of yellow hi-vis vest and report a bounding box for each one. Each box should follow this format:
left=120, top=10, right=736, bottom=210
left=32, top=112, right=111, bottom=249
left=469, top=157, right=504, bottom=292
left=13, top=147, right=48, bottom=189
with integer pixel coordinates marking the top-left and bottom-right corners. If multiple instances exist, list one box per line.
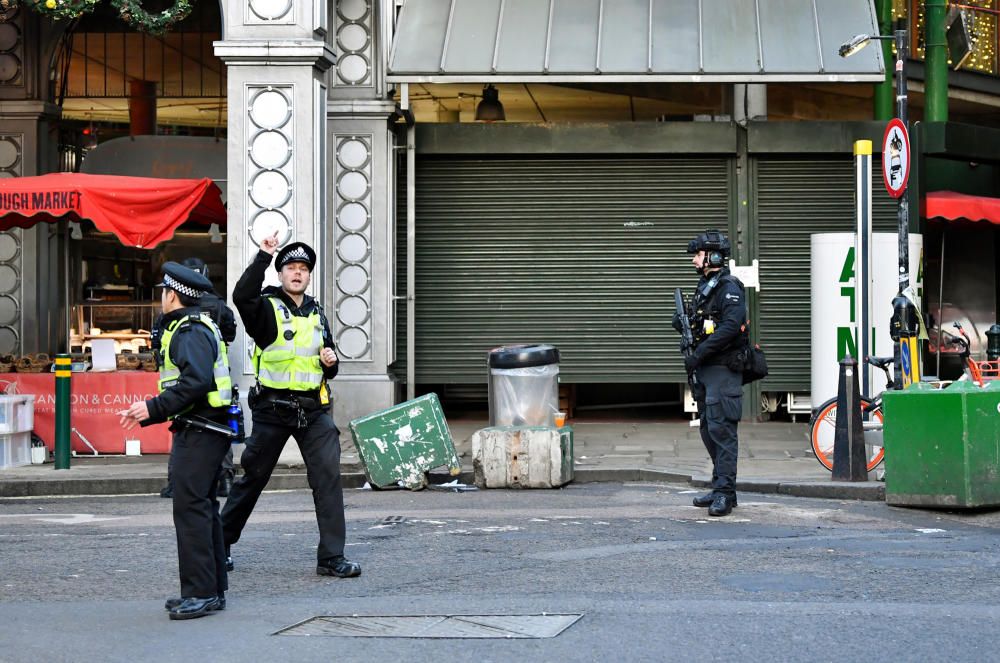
left=158, top=313, right=233, bottom=415
left=253, top=297, right=325, bottom=392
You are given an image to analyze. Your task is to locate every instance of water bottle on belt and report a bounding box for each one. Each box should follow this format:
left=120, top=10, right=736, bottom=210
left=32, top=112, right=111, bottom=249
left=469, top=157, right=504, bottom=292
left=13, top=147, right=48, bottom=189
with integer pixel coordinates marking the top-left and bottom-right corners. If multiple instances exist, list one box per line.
left=228, top=385, right=244, bottom=443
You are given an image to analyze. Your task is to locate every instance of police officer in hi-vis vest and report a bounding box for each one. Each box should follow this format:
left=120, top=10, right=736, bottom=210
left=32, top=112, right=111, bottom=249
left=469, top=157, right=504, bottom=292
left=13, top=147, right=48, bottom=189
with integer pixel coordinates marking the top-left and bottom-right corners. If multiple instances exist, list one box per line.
left=120, top=262, right=233, bottom=620
left=221, top=232, right=361, bottom=579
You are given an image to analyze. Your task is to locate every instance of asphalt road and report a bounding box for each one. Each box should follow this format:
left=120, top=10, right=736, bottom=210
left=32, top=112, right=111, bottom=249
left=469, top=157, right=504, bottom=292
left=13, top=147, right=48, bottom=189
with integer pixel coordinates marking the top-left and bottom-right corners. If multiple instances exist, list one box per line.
left=2, top=482, right=999, bottom=662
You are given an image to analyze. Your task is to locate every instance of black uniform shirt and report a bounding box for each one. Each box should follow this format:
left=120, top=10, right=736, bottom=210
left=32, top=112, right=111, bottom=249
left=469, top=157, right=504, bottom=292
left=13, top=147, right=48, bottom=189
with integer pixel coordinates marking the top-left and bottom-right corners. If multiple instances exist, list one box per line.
left=144, top=307, right=225, bottom=425
left=692, top=268, right=747, bottom=364
left=232, top=249, right=339, bottom=382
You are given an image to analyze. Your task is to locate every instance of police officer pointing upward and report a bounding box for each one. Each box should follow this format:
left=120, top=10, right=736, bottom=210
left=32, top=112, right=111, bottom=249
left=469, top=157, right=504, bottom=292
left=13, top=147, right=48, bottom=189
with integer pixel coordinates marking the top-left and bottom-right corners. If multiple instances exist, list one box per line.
left=221, top=232, right=361, bottom=579
left=674, top=230, right=748, bottom=517
left=120, top=262, right=233, bottom=620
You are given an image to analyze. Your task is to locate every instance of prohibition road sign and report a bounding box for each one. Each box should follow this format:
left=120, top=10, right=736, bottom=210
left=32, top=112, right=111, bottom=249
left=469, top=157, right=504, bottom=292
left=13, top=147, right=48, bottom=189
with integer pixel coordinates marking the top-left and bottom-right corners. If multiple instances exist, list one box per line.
left=882, top=118, right=910, bottom=198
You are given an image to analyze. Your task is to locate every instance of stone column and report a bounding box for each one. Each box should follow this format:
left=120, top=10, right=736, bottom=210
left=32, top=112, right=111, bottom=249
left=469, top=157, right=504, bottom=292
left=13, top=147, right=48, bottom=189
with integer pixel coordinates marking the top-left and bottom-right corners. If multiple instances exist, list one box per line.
left=215, top=1, right=335, bottom=391
left=326, top=0, right=398, bottom=425
left=0, top=7, right=62, bottom=355
left=217, top=0, right=398, bottom=434
left=215, top=2, right=335, bottom=464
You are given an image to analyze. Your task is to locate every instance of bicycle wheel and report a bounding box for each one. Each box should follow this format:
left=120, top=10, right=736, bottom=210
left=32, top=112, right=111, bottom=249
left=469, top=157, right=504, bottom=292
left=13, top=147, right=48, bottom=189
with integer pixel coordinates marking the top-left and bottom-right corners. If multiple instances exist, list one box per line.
left=809, top=396, right=885, bottom=472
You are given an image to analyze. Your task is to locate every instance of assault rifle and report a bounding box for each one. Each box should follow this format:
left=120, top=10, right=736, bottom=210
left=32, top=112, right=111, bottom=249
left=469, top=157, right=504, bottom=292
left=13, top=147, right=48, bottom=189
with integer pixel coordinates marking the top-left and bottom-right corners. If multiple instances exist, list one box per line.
left=674, top=287, right=698, bottom=386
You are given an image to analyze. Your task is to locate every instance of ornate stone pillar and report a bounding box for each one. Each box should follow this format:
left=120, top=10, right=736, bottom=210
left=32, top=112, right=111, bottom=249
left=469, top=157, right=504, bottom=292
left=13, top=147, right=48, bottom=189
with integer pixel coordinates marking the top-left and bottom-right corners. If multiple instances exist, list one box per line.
left=218, top=0, right=398, bottom=429
left=326, top=0, right=398, bottom=423
left=0, top=7, right=62, bottom=355
left=215, top=1, right=335, bottom=394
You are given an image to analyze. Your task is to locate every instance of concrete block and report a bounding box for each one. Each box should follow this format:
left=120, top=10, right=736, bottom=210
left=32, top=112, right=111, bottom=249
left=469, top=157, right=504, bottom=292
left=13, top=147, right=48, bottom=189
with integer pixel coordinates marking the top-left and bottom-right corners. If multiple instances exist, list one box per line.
left=472, top=426, right=573, bottom=488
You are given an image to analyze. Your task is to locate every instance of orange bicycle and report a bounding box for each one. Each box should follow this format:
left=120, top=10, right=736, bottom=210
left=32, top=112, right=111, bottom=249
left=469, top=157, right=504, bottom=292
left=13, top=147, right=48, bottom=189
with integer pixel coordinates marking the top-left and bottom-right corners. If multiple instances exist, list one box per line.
left=808, top=322, right=987, bottom=472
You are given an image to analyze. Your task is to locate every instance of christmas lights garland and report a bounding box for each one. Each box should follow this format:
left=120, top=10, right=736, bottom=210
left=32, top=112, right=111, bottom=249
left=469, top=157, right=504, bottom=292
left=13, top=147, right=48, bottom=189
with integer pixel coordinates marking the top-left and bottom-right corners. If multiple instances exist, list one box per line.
left=21, top=0, right=193, bottom=34
left=110, top=0, right=192, bottom=35
left=23, top=0, right=100, bottom=20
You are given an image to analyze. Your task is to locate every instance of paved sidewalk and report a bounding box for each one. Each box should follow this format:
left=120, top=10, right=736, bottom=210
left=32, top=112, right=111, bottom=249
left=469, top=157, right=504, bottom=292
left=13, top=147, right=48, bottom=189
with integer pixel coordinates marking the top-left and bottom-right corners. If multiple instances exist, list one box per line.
left=0, top=418, right=885, bottom=500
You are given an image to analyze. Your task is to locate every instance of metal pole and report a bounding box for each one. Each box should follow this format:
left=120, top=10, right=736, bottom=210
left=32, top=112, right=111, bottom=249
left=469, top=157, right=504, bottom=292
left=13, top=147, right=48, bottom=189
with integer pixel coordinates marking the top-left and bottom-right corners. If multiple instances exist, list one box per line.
left=54, top=354, right=71, bottom=469
left=403, top=84, right=416, bottom=402
left=889, top=21, right=922, bottom=389
left=896, top=24, right=909, bottom=292
left=854, top=140, right=873, bottom=398
left=873, top=0, right=894, bottom=120
left=937, top=230, right=946, bottom=379
left=924, top=0, right=949, bottom=122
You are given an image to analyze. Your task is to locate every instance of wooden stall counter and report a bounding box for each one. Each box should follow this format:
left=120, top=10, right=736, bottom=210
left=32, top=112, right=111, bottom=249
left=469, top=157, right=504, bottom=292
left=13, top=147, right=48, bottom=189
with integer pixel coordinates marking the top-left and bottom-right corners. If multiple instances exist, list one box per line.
left=0, top=372, right=170, bottom=454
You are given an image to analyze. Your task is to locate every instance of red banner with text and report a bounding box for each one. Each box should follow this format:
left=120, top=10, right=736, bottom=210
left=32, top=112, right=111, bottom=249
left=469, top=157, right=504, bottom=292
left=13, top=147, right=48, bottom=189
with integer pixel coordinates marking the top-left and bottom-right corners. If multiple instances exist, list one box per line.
left=0, top=372, right=171, bottom=454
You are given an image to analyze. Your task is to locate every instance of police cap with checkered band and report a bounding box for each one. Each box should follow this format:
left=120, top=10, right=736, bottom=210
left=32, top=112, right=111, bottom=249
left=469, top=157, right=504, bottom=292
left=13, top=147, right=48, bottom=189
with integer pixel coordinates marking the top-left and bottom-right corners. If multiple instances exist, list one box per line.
left=155, top=261, right=212, bottom=298
left=274, top=242, right=316, bottom=272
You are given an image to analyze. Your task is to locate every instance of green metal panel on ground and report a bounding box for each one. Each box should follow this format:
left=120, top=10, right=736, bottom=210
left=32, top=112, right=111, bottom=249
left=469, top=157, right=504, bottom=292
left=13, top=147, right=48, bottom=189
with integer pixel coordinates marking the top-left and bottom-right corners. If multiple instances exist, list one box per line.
left=395, top=157, right=731, bottom=384
left=754, top=158, right=899, bottom=392
left=882, top=381, right=1000, bottom=508
left=348, top=393, right=461, bottom=490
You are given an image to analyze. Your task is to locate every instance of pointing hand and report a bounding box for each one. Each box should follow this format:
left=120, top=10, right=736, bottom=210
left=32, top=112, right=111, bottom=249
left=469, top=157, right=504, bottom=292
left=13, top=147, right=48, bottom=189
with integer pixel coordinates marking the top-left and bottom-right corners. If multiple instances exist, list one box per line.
left=261, top=231, right=280, bottom=256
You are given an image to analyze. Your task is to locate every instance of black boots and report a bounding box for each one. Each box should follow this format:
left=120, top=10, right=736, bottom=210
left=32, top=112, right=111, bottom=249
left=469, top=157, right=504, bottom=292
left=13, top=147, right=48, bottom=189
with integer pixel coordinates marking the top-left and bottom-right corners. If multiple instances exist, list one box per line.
left=317, top=556, right=362, bottom=578
left=708, top=493, right=735, bottom=517
left=165, top=594, right=226, bottom=612
left=217, top=470, right=234, bottom=497
left=693, top=491, right=738, bottom=511
left=166, top=596, right=224, bottom=620
left=692, top=492, right=715, bottom=507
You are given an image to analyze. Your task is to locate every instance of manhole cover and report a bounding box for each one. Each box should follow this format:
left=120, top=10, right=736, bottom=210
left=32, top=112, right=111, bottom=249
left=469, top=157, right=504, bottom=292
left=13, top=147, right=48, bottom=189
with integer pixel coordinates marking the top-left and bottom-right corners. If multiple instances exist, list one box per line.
left=274, top=614, right=583, bottom=639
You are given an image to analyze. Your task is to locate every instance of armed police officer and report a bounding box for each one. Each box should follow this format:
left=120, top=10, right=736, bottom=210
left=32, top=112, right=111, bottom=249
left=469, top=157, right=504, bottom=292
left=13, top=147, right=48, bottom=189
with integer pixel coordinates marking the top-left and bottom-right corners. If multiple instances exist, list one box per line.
left=120, top=262, right=233, bottom=620
left=156, top=257, right=239, bottom=499
left=673, top=229, right=747, bottom=517
left=221, top=232, right=361, bottom=579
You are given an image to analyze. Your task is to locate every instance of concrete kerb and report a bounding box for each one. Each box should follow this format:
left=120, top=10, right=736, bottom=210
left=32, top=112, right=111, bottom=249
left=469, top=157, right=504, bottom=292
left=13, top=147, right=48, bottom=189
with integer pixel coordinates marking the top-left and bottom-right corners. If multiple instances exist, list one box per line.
left=0, top=465, right=885, bottom=501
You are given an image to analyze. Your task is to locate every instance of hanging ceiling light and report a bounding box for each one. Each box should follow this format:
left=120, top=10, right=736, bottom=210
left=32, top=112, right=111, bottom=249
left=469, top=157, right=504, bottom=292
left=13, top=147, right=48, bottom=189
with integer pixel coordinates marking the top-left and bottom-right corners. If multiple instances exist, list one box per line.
left=475, top=84, right=505, bottom=122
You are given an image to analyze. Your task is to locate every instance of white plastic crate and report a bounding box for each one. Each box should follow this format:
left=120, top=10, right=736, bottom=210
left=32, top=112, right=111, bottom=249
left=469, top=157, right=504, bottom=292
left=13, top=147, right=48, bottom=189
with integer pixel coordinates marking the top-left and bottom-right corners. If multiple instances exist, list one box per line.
left=0, top=431, right=31, bottom=469
left=0, top=395, right=34, bottom=434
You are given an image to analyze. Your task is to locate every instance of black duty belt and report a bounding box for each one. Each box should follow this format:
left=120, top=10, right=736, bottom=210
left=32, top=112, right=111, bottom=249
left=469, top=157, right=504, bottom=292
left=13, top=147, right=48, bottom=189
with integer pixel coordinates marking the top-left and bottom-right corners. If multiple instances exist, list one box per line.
left=259, top=391, right=320, bottom=411
left=255, top=389, right=319, bottom=428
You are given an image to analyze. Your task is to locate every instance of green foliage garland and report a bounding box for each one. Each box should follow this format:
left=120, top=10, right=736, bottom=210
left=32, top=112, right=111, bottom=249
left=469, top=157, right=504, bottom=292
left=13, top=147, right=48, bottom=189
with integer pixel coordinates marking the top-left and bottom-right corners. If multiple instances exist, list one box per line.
left=24, top=0, right=100, bottom=20
left=109, top=0, right=193, bottom=35
left=23, top=0, right=192, bottom=34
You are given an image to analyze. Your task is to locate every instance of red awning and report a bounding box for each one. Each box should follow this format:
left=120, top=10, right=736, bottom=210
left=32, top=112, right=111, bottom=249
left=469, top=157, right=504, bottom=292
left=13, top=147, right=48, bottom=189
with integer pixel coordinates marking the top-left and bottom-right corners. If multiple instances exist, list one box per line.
left=923, top=190, right=1000, bottom=225
left=0, top=173, right=226, bottom=249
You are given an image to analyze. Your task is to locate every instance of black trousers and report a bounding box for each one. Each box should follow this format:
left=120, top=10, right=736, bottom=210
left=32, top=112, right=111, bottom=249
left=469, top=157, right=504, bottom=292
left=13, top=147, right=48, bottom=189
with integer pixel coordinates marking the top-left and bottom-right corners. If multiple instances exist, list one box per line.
left=694, top=363, right=743, bottom=496
left=171, top=425, right=231, bottom=598
left=167, top=447, right=233, bottom=485
left=221, top=407, right=346, bottom=563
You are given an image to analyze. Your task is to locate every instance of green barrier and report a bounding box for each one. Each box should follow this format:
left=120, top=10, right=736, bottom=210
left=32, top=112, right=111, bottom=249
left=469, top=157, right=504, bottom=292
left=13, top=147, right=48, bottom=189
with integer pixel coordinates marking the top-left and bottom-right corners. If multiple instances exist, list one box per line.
left=883, top=380, right=1000, bottom=507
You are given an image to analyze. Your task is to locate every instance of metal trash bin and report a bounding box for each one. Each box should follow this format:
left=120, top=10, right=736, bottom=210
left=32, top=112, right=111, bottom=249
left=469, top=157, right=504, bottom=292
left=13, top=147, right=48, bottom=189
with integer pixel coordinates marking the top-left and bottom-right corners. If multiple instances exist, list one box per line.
left=488, top=344, right=560, bottom=427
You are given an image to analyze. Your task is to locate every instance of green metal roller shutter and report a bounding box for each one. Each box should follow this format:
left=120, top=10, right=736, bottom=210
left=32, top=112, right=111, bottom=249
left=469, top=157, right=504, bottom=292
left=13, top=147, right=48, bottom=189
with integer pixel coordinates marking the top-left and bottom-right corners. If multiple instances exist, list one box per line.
left=755, top=157, right=899, bottom=392
left=396, top=156, right=731, bottom=384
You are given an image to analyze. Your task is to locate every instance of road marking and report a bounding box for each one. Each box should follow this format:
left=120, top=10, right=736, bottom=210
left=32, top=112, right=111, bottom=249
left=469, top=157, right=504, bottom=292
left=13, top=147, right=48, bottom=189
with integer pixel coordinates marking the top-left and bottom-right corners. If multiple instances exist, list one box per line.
left=915, top=528, right=946, bottom=534
left=0, top=513, right=128, bottom=525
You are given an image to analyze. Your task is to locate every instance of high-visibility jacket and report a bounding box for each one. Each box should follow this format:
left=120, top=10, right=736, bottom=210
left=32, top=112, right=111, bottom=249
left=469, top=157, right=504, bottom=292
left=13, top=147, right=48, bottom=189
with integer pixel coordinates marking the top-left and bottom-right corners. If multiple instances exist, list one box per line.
left=253, top=297, right=325, bottom=391
left=158, top=313, right=233, bottom=415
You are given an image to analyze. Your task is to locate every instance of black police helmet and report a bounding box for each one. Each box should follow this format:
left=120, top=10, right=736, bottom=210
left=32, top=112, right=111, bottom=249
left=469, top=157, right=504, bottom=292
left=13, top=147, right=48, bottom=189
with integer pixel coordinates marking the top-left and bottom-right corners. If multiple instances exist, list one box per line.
left=181, top=257, right=209, bottom=278
left=687, top=229, right=731, bottom=268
